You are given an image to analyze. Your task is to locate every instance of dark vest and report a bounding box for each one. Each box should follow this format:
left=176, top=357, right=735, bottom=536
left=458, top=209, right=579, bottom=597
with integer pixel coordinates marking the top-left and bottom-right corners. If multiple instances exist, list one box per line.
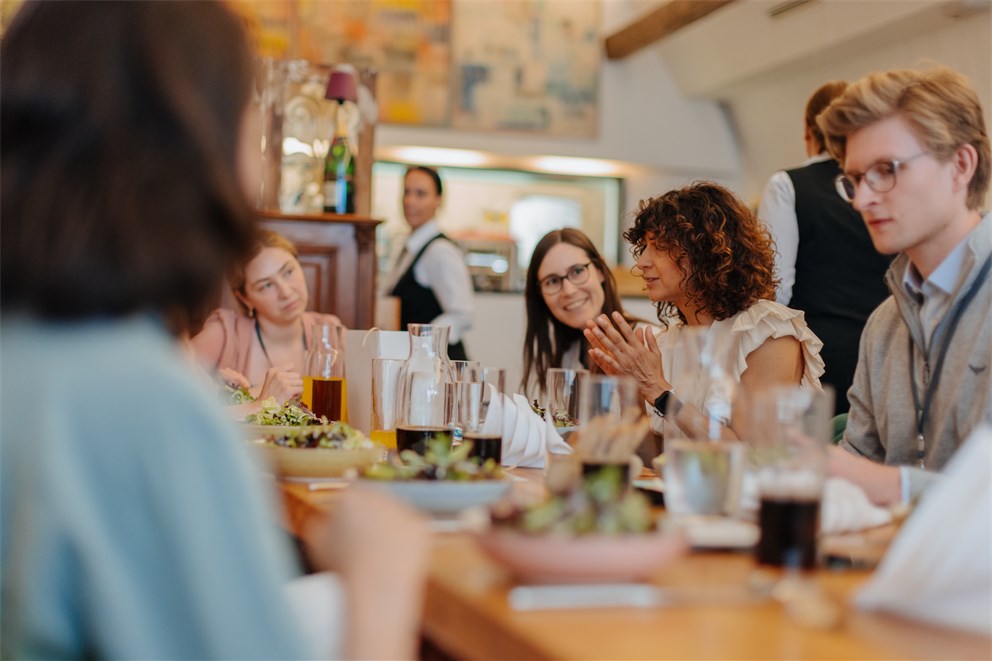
left=786, top=159, right=893, bottom=413
left=390, top=233, right=469, bottom=361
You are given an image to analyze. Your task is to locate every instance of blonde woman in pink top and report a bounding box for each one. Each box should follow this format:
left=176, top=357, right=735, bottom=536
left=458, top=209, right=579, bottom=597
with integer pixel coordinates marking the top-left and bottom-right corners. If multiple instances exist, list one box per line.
left=192, top=229, right=342, bottom=404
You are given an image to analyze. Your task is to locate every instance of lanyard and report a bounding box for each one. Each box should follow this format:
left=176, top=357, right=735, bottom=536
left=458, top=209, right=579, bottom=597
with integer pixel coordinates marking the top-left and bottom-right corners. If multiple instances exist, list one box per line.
left=908, top=253, right=991, bottom=469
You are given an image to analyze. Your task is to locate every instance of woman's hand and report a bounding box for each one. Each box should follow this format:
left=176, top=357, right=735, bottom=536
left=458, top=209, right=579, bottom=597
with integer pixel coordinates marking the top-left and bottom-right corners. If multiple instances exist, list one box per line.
left=217, top=367, right=251, bottom=390
left=584, top=312, right=671, bottom=403
left=254, top=364, right=303, bottom=403
left=304, top=486, right=429, bottom=660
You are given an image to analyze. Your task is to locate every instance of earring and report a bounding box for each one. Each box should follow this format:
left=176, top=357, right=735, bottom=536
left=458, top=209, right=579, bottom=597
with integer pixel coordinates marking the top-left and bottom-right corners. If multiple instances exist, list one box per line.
left=247, top=307, right=255, bottom=318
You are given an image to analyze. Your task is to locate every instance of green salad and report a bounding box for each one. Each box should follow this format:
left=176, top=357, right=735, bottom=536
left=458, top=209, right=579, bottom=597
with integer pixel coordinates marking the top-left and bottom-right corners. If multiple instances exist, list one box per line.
left=491, top=468, right=654, bottom=536
left=362, top=438, right=503, bottom=481
left=245, top=397, right=324, bottom=426
left=223, top=382, right=254, bottom=405
left=264, top=422, right=373, bottom=450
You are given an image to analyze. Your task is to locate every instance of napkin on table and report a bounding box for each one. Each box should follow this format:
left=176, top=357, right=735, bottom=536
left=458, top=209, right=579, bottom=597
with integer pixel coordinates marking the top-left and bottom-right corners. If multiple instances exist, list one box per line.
left=739, top=474, right=892, bottom=534
left=483, top=393, right=571, bottom=468
left=853, top=425, right=992, bottom=635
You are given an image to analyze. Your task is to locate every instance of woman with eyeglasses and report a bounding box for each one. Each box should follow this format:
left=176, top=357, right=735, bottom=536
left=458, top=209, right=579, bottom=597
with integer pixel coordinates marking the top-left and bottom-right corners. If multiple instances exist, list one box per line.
left=521, top=228, right=646, bottom=397
left=584, top=182, right=825, bottom=435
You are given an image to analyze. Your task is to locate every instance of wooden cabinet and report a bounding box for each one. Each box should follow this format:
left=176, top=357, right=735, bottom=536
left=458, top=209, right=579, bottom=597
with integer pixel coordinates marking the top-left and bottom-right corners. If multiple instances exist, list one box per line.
left=259, top=211, right=381, bottom=330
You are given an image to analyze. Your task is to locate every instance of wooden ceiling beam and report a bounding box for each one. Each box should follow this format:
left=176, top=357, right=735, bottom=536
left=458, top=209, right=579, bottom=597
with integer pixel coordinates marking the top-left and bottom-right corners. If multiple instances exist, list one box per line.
left=604, top=0, right=738, bottom=61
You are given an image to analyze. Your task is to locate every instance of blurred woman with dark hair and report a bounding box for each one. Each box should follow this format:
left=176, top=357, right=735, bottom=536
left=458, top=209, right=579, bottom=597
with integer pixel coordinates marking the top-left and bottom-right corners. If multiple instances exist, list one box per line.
left=521, top=228, right=643, bottom=397
left=586, top=182, right=824, bottom=432
left=0, top=2, right=427, bottom=659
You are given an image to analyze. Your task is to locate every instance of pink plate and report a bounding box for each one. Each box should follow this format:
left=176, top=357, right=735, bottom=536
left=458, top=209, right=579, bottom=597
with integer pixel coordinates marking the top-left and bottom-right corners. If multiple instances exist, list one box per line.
left=475, top=529, right=686, bottom=583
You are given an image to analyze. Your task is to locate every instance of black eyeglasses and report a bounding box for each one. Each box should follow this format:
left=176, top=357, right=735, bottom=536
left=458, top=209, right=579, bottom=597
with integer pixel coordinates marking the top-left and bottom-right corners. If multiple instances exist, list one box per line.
left=540, top=262, right=593, bottom=294
left=835, top=152, right=929, bottom=202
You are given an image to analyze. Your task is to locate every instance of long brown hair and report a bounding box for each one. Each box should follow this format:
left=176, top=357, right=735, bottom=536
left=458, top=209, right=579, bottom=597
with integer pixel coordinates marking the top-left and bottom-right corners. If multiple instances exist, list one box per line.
left=522, top=229, right=626, bottom=395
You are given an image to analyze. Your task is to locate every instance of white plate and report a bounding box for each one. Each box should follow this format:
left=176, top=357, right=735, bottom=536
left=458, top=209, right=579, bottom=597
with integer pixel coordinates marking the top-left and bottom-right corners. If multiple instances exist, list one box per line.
left=360, top=479, right=511, bottom=515
left=679, top=517, right=759, bottom=549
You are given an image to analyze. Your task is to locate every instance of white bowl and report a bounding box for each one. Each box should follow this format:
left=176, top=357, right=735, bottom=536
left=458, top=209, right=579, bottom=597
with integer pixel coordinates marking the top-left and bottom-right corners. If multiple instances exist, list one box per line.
left=476, top=528, right=686, bottom=583
left=361, top=479, right=511, bottom=515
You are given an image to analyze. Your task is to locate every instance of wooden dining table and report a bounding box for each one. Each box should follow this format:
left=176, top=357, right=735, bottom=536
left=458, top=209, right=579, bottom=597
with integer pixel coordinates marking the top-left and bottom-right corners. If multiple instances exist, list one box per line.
left=277, top=472, right=991, bottom=660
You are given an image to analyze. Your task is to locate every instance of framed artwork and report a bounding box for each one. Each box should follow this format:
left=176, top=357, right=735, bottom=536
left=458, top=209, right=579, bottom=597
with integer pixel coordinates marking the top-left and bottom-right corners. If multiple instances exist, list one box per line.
left=231, top=0, right=600, bottom=137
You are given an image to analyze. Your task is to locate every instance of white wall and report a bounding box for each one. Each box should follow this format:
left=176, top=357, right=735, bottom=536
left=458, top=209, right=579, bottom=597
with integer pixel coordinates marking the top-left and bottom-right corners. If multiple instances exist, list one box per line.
left=729, top=9, right=992, bottom=201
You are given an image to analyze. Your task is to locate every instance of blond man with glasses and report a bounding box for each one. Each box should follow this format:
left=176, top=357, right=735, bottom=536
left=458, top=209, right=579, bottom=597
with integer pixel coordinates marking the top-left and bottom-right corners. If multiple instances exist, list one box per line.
left=819, top=67, right=991, bottom=506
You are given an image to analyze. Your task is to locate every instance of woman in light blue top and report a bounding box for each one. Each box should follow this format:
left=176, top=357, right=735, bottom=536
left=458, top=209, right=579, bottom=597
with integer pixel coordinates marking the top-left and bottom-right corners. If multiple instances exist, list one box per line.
left=0, top=3, right=427, bottom=659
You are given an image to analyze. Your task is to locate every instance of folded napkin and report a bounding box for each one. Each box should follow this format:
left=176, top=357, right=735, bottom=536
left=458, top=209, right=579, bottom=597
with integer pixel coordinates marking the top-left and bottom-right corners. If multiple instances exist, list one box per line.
left=483, top=392, right=571, bottom=468
left=820, top=477, right=892, bottom=534
left=740, top=474, right=892, bottom=534
left=854, top=425, right=992, bottom=635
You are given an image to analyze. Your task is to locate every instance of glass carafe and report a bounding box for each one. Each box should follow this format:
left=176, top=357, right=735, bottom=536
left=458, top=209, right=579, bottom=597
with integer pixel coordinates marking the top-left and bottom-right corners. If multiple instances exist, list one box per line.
left=303, top=323, right=347, bottom=422
left=394, top=324, right=451, bottom=454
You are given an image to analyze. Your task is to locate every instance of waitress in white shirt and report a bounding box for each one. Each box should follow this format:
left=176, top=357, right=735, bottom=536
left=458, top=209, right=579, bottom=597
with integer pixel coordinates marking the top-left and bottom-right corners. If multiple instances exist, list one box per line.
left=384, top=166, right=474, bottom=360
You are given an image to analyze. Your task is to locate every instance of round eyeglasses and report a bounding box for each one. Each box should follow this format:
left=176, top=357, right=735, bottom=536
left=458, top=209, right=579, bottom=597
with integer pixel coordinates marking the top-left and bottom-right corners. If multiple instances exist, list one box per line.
left=539, top=262, right=593, bottom=294
left=835, top=151, right=929, bottom=202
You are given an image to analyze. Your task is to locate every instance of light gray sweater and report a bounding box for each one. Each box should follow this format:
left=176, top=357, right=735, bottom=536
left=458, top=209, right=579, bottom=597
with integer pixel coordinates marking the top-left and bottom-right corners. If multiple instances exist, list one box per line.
left=841, top=212, right=992, bottom=499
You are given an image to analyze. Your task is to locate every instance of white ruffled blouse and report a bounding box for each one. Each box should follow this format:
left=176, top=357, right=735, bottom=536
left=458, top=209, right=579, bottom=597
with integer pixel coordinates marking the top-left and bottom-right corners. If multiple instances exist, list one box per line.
left=650, top=300, right=825, bottom=429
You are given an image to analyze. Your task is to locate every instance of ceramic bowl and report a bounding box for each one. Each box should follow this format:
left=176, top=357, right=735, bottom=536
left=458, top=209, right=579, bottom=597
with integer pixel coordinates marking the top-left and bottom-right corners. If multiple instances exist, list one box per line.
left=476, top=528, right=686, bottom=583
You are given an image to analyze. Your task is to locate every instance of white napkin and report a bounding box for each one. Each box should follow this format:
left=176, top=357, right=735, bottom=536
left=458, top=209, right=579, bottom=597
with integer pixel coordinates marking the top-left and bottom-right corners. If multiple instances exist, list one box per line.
left=854, top=425, right=992, bottom=635
left=489, top=393, right=571, bottom=468
left=739, top=474, right=892, bottom=534
left=820, top=477, right=892, bottom=534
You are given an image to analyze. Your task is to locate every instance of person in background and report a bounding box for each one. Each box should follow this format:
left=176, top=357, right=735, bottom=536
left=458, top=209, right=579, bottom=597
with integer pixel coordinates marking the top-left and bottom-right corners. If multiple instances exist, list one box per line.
left=382, top=165, right=474, bottom=360
left=585, top=182, right=824, bottom=436
left=0, top=3, right=428, bottom=659
left=191, top=228, right=342, bottom=405
left=758, top=81, right=892, bottom=414
left=521, top=228, right=639, bottom=398
left=817, top=67, right=991, bottom=506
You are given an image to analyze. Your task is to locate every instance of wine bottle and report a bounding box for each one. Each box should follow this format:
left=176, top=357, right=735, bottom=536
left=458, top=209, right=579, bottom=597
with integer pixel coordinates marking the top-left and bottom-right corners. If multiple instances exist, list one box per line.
left=323, top=106, right=355, bottom=214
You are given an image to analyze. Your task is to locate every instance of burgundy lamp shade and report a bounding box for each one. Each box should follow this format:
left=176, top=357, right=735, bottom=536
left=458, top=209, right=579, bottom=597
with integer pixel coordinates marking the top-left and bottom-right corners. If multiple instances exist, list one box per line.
left=325, top=71, right=357, bottom=103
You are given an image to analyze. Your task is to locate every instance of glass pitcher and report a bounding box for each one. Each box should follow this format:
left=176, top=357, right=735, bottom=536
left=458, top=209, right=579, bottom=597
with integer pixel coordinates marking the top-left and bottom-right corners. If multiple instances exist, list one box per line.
left=303, top=322, right=347, bottom=422
left=394, top=324, right=451, bottom=454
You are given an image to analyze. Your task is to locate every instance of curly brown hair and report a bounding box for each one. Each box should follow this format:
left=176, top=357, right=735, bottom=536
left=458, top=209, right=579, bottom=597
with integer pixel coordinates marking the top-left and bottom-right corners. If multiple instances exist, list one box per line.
left=624, top=182, right=778, bottom=325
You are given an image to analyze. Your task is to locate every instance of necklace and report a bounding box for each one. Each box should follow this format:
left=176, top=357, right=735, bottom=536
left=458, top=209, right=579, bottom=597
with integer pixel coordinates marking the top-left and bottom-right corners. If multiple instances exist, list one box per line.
left=254, top=319, right=308, bottom=369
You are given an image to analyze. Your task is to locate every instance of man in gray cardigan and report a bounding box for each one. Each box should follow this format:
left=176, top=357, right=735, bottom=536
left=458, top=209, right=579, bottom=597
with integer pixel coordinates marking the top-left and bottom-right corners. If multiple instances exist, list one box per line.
left=817, top=67, right=991, bottom=506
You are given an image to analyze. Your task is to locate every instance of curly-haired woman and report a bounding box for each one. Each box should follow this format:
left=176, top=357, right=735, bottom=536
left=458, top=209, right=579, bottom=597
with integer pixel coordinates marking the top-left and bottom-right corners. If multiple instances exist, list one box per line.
left=585, top=182, right=824, bottom=433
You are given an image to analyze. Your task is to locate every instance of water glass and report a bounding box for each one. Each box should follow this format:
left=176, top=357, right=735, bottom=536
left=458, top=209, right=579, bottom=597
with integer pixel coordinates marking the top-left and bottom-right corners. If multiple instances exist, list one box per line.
left=445, top=360, right=480, bottom=442
left=544, top=367, right=582, bottom=432
left=370, top=358, right=403, bottom=449
left=575, top=373, right=639, bottom=427
left=745, top=386, right=834, bottom=570
left=456, top=367, right=505, bottom=464
left=662, top=440, right=744, bottom=518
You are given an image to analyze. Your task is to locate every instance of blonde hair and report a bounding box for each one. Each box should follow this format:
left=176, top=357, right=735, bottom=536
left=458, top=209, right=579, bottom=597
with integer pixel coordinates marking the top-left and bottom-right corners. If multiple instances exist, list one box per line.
left=818, top=67, right=990, bottom=210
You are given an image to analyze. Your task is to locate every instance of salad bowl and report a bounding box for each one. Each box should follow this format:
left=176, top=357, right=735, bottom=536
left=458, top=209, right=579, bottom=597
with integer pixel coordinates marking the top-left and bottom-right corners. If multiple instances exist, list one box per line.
left=476, top=528, right=685, bottom=583
left=252, top=441, right=382, bottom=479
left=362, top=479, right=511, bottom=515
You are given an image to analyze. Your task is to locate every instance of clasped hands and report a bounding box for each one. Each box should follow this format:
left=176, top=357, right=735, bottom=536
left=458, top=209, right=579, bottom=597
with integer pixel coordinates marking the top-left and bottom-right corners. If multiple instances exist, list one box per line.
left=583, top=312, right=670, bottom=404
